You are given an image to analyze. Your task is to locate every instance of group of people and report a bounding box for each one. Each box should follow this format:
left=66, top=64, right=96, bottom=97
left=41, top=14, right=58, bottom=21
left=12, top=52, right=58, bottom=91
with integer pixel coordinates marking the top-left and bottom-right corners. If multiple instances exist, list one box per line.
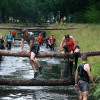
left=37, top=33, right=56, bottom=51
left=20, top=28, right=95, bottom=100
left=6, top=31, right=15, bottom=50
left=60, top=16, right=71, bottom=24
left=60, top=34, right=95, bottom=100
left=0, top=27, right=95, bottom=99
left=9, top=16, right=19, bottom=24
left=0, top=30, right=16, bottom=61
left=20, top=29, right=56, bottom=78
left=6, top=30, right=16, bottom=50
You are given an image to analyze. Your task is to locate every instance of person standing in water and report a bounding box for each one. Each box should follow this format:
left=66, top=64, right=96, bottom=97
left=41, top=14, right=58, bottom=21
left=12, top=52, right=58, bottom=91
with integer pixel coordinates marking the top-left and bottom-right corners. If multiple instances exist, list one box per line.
left=6, top=31, right=14, bottom=50
left=75, top=54, right=95, bottom=100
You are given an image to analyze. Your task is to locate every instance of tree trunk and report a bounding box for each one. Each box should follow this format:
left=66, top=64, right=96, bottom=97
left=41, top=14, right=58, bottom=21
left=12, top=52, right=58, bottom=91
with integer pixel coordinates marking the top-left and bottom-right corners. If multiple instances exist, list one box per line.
left=0, top=78, right=74, bottom=86
left=0, top=77, right=97, bottom=86
left=0, top=27, right=78, bottom=30
left=0, top=50, right=100, bottom=58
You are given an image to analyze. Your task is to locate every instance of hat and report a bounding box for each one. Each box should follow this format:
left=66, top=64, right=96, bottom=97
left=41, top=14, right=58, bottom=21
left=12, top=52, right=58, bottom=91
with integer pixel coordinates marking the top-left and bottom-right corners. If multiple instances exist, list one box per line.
left=65, top=34, right=69, bottom=39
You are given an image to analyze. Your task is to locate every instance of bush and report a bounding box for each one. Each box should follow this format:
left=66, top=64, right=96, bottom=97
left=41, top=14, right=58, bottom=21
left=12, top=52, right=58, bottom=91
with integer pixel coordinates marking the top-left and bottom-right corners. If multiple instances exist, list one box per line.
left=85, top=6, right=100, bottom=23
left=71, top=12, right=86, bottom=23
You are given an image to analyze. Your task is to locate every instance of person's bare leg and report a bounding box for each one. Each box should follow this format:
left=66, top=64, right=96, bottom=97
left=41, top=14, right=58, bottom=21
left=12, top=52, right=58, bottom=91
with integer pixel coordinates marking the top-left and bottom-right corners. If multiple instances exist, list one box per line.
left=30, top=60, right=37, bottom=72
left=30, top=52, right=40, bottom=67
left=79, top=91, right=83, bottom=100
left=30, top=52, right=40, bottom=78
left=82, top=91, right=88, bottom=100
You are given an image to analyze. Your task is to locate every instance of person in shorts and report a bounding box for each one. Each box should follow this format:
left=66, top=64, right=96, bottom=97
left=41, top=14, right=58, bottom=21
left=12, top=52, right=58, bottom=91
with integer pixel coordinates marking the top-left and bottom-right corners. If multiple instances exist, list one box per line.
left=20, top=28, right=43, bottom=79
left=60, top=34, right=80, bottom=78
left=75, top=54, right=95, bottom=100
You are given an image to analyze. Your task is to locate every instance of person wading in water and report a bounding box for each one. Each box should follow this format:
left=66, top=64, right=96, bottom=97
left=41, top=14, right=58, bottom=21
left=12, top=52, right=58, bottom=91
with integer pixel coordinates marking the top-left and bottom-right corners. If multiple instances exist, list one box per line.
left=75, top=54, right=95, bottom=100
left=20, top=28, right=43, bottom=79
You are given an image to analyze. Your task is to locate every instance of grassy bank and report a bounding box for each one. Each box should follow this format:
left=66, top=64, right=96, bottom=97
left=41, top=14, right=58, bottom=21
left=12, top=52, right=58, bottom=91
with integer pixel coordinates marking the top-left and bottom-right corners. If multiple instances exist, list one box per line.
left=0, top=23, right=20, bottom=37
left=47, top=23, right=100, bottom=77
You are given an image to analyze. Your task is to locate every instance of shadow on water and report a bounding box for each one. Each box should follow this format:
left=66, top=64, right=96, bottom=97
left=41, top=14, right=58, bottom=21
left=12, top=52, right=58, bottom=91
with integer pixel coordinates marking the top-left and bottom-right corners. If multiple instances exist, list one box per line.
left=0, top=40, right=95, bottom=100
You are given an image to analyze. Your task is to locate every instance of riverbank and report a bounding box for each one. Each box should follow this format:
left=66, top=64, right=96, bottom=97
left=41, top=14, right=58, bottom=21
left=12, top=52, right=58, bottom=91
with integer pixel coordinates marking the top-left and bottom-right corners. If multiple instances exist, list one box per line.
left=0, top=23, right=20, bottom=37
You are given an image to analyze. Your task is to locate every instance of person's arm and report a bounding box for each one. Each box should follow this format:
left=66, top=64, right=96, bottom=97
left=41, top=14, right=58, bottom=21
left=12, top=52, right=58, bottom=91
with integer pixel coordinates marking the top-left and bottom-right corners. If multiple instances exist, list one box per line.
left=85, top=64, right=95, bottom=88
left=60, top=37, right=65, bottom=51
left=3, top=42, right=6, bottom=49
left=75, top=68, right=78, bottom=90
left=48, top=38, right=51, bottom=45
left=5, top=36, right=7, bottom=40
left=70, top=36, right=77, bottom=49
left=15, top=32, right=17, bottom=38
left=54, top=38, right=56, bottom=46
left=37, top=36, right=39, bottom=42
left=1, top=44, right=5, bottom=59
left=20, top=38, right=24, bottom=52
left=12, top=37, right=14, bottom=43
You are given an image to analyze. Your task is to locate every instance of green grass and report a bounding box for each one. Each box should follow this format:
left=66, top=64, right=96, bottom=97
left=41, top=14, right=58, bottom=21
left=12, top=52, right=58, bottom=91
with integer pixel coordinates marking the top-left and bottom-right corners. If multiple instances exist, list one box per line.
left=0, top=23, right=20, bottom=37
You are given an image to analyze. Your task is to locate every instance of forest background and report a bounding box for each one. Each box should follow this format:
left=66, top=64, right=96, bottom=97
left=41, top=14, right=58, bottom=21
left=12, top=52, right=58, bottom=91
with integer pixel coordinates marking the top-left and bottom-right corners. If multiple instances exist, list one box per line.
left=0, top=0, right=100, bottom=23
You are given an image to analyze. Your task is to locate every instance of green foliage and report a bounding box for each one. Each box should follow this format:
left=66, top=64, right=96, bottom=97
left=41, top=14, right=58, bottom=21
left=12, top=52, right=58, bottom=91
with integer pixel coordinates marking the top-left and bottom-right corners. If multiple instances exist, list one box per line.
left=85, top=6, right=100, bottom=23
left=94, top=76, right=100, bottom=99
left=0, top=0, right=100, bottom=23
left=71, top=12, right=86, bottom=23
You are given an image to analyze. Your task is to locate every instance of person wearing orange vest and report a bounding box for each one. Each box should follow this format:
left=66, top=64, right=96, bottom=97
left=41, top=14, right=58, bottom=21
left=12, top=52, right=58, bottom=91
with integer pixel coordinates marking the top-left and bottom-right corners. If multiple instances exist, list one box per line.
left=60, top=34, right=80, bottom=78
left=38, top=33, right=43, bottom=46
left=12, top=30, right=16, bottom=38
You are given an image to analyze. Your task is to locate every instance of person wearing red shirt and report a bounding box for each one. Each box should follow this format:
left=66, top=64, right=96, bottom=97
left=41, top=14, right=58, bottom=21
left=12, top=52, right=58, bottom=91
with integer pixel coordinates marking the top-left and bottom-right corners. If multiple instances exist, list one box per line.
left=60, top=34, right=80, bottom=78
left=49, top=35, right=55, bottom=50
left=38, top=33, right=43, bottom=46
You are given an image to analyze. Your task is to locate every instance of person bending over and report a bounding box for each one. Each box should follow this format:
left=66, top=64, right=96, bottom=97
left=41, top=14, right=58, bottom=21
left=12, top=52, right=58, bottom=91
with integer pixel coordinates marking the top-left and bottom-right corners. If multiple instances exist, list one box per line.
left=60, top=34, right=80, bottom=78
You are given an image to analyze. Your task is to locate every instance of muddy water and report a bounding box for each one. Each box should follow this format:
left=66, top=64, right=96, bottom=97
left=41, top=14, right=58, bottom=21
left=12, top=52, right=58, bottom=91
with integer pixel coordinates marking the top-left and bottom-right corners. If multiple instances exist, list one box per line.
left=0, top=40, right=95, bottom=100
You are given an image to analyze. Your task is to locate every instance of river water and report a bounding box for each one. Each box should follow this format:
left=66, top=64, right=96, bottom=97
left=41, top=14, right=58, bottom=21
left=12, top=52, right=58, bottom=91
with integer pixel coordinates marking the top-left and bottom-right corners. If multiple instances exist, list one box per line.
left=0, top=40, right=95, bottom=100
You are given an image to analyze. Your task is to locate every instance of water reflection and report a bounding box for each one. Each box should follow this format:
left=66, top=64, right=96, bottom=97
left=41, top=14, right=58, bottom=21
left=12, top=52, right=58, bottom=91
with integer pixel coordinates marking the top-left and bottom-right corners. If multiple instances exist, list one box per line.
left=0, top=86, right=77, bottom=100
